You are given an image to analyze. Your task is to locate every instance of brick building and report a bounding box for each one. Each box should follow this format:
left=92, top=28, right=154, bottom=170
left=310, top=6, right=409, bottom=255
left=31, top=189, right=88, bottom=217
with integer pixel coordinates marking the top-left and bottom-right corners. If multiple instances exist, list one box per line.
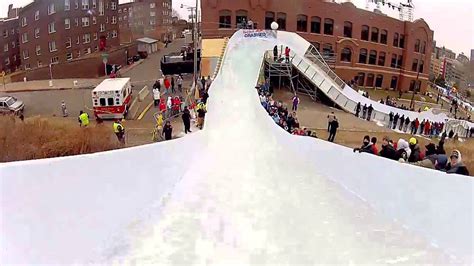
left=201, top=0, right=434, bottom=93
left=0, top=5, right=22, bottom=74
left=18, top=0, right=120, bottom=70
left=118, top=0, right=173, bottom=44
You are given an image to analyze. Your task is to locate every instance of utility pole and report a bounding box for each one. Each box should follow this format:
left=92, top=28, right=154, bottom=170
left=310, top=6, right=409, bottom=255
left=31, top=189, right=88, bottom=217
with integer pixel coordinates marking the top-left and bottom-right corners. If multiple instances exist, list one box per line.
left=193, top=0, right=199, bottom=89
left=410, top=52, right=422, bottom=110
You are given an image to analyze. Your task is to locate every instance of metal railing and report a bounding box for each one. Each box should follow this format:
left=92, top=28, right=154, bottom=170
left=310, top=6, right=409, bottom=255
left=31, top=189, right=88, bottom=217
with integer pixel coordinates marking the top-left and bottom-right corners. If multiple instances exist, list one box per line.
left=302, top=46, right=346, bottom=90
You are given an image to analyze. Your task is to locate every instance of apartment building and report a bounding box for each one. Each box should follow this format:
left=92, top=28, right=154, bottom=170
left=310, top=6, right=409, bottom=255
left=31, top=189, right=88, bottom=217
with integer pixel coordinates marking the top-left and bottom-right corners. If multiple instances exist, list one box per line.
left=18, top=0, right=120, bottom=70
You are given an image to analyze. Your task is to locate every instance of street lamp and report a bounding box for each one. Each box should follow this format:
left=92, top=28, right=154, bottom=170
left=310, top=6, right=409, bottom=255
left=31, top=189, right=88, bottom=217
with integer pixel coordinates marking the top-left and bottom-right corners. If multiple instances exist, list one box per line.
left=181, top=1, right=199, bottom=90
left=410, top=52, right=423, bottom=110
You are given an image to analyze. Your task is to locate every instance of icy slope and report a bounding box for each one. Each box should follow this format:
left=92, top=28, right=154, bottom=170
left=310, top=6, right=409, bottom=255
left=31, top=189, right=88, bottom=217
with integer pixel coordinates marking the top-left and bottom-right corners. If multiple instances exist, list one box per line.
left=1, top=30, right=472, bottom=264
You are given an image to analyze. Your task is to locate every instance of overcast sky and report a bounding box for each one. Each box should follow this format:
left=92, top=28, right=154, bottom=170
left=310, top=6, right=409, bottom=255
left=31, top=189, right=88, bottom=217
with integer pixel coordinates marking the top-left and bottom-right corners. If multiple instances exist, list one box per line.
left=1, top=0, right=472, bottom=56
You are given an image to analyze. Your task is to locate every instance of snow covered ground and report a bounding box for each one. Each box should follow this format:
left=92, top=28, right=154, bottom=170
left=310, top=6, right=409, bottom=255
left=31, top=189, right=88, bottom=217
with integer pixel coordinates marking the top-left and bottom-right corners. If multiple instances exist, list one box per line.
left=1, top=30, right=472, bottom=264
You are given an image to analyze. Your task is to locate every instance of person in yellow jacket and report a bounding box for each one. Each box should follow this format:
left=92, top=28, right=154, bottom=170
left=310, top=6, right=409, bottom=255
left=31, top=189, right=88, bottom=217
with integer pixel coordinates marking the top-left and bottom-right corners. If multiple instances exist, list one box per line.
left=78, top=110, right=89, bottom=127
left=113, top=119, right=125, bottom=144
left=156, top=112, right=164, bottom=128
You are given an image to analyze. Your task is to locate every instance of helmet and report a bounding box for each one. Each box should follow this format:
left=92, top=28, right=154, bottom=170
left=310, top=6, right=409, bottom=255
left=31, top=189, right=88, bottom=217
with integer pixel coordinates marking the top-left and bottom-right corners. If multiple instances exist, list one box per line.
left=409, top=137, right=417, bottom=145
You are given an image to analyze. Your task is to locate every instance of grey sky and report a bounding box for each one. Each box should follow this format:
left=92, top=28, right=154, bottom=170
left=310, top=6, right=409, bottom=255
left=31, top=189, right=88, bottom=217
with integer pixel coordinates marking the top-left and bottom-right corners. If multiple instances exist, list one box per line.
left=1, top=0, right=472, bottom=56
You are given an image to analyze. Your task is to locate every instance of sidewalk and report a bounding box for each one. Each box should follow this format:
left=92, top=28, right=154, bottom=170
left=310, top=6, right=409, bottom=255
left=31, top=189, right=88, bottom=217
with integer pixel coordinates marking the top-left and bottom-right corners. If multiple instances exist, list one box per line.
left=1, top=59, right=145, bottom=93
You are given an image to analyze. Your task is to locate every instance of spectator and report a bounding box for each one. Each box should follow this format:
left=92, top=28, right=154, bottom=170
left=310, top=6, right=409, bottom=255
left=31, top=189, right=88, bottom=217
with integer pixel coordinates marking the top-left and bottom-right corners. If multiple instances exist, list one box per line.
left=355, top=102, right=361, bottom=117
left=164, top=76, right=171, bottom=93
left=171, top=76, right=175, bottom=93
left=177, top=75, right=183, bottom=92
left=398, top=115, right=405, bottom=131
left=285, top=46, right=290, bottom=63
left=362, top=104, right=368, bottom=119
left=182, top=106, right=192, bottom=134
left=371, top=137, right=378, bottom=154
left=448, top=129, right=455, bottom=138
left=353, top=135, right=374, bottom=154
left=445, top=150, right=470, bottom=175
left=411, top=143, right=438, bottom=169
left=388, top=112, right=394, bottom=128
left=206, top=75, right=213, bottom=90
left=434, top=154, right=448, bottom=170
left=379, top=136, right=398, bottom=160
left=159, top=98, right=167, bottom=117
left=328, top=118, right=339, bottom=142
left=153, top=87, right=160, bottom=106
left=367, top=104, right=374, bottom=121
left=78, top=110, right=89, bottom=127
left=162, top=121, right=173, bottom=140
left=327, top=112, right=336, bottom=132
left=166, top=96, right=172, bottom=117
left=273, top=45, right=278, bottom=61
left=153, top=80, right=161, bottom=92
left=396, top=138, right=411, bottom=162
left=196, top=103, right=207, bottom=129
left=201, top=76, right=206, bottom=91
left=202, top=90, right=209, bottom=104
left=292, top=94, right=300, bottom=111
left=408, top=137, right=421, bottom=163
left=61, top=101, right=68, bottom=117
left=419, top=120, right=425, bottom=135
left=393, top=113, right=399, bottom=130
left=404, top=116, right=410, bottom=132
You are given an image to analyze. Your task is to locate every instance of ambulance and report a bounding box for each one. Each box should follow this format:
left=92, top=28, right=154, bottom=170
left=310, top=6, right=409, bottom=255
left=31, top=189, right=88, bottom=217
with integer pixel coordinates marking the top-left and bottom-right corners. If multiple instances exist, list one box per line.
left=92, top=78, right=132, bottom=119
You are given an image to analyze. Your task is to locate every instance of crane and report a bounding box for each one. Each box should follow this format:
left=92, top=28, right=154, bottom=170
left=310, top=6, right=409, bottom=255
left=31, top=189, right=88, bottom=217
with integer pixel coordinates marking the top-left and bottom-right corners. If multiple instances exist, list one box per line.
left=365, top=0, right=415, bottom=22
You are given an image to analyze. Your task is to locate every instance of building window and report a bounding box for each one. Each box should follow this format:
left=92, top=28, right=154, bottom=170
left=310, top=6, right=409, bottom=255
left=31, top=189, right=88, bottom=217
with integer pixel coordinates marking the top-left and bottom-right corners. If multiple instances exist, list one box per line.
left=105, top=16, right=108, bottom=23
left=49, top=41, right=57, bottom=52
left=380, top=30, right=387, bottom=44
left=419, top=60, right=424, bottom=73
left=11, top=28, right=14, bottom=35
left=65, top=0, right=70, bottom=10
left=3, top=44, right=8, bottom=52
left=75, top=18, right=79, bottom=26
left=106, top=32, right=110, bottom=39
left=100, top=24, right=105, bottom=32
left=92, top=0, right=96, bottom=8
left=358, top=48, right=367, bottom=64
left=82, top=17, right=90, bottom=27
left=361, top=25, right=369, bottom=41
left=48, top=22, right=56, bottom=33
left=343, top=21, right=352, bottom=38
left=150, top=11, right=156, bottom=17
left=322, top=43, right=333, bottom=56
left=35, top=45, right=41, bottom=55
left=368, top=50, right=377, bottom=65
left=112, top=30, right=117, bottom=38
left=93, top=16, right=97, bottom=24
left=83, top=33, right=91, bottom=43
left=111, top=16, right=117, bottom=24
left=371, top=27, right=379, bottom=42
left=48, top=3, right=56, bottom=15
left=357, top=72, right=365, bottom=86
left=340, top=47, right=352, bottom=62
left=150, top=3, right=155, bottom=8
left=323, top=18, right=333, bottom=35
left=366, top=73, right=374, bottom=87
left=51, top=56, right=59, bottom=64
left=277, top=13, right=286, bottom=30
left=412, top=59, right=418, bottom=71
left=397, top=55, right=403, bottom=68
left=23, top=50, right=29, bottom=59
left=66, top=53, right=73, bottom=61
left=35, top=10, right=40, bottom=20
left=37, top=60, right=42, bottom=67
left=390, top=76, right=398, bottom=90
left=21, top=32, right=28, bottom=43
left=378, top=52, right=386, bottom=66
left=94, top=32, right=98, bottom=40
left=399, top=34, right=405, bottom=48
left=82, top=0, right=89, bottom=9
left=66, top=37, right=72, bottom=48
left=409, top=80, right=415, bottom=91
left=311, top=42, right=320, bottom=51
left=296, top=15, right=307, bottom=32
left=375, top=75, right=383, bottom=87
left=99, top=0, right=104, bottom=15
left=21, top=17, right=27, bottom=27
left=65, top=18, right=71, bottom=29
left=24, top=63, right=31, bottom=70
left=310, top=16, right=321, bottom=34
left=264, top=11, right=274, bottom=29
left=34, top=28, right=40, bottom=38
left=2, top=30, right=7, bottom=38
left=421, top=41, right=426, bottom=54
left=111, top=1, right=116, bottom=10
left=414, top=39, right=420, bottom=52
left=391, top=54, right=397, bottom=68
left=84, top=47, right=91, bottom=54
left=94, top=45, right=98, bottom=52
left=11, top=41, right=15, bottom=48
left=76, top=36, right=80, bottom=44
left=393, top=33, right=399, bottom=47
left=236, top=9, right=248, bottom=28
left=218, top=10, right=231, bottom=28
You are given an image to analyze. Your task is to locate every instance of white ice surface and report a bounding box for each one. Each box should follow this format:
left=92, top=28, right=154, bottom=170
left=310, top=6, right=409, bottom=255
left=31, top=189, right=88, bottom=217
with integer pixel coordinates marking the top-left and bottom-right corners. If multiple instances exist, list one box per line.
left=1, top=30, right=473, bottom=264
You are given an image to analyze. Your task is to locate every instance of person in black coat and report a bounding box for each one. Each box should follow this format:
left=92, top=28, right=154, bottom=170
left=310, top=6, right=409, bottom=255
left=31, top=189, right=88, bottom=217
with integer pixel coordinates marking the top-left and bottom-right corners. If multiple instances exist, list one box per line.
left=202, top=91, right=209, bottom=104
left=353, top=135, right=374, bottom=154
left=398, top=115, right=405, bottom=130
left=379, top=136, right=398, bottom=160
left=445, top=150, right=470, bottom=176
left=355, top=102, right=361, bottom=117
left=388, top=112, right=394, bottom=128
left=362, top=104, right=368, bottom=119
left=367, top=104, right=374, bottom=121
left=182, top=106, right=192, bottom=134
left=273, top=45, right=278, bottom=61
left=328, top=118, right=339, bottom=142
left=162, top=121, right=173, bottom=140
left=171, top=76, right=175, bottom=93
left=393, top=113, right=399, bottom=130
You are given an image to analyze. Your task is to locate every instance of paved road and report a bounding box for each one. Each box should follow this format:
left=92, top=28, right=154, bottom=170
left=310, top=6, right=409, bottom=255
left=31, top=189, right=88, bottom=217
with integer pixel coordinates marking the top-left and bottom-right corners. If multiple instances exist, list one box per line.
left=0, top=38, right=190, bottom=121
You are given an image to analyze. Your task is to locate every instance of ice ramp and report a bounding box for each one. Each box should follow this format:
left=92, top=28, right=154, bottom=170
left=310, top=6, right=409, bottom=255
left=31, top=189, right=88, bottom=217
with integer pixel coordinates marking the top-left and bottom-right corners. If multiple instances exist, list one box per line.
left=0, top=30, right=473, bottom=264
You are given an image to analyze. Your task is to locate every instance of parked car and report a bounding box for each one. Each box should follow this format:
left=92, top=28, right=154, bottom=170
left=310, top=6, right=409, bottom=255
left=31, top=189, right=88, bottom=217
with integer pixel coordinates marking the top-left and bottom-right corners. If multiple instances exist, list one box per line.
left=0, top=96, right=24, bottom=115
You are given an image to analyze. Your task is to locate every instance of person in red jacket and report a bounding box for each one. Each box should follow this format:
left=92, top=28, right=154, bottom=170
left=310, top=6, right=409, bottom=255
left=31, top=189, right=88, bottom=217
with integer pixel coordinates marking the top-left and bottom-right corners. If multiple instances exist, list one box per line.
left=175, top=97, right=182, bottom=112
left=159, top=98, right=167, bottom=114
left=414, top=118, right=420, bottom=134
left=284, top=46, right=290, bottom=63
left=371, top=137, right=379, bottom=154
left=424, top=121, right=431, bottom=135
left=164, top=77, right=171, bottom=93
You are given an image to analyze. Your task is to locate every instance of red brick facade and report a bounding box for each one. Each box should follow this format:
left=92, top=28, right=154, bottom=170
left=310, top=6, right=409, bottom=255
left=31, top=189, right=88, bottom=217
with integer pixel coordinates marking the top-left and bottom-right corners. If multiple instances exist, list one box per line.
left=201, top=0, right=433, bottom=93
left=18, top=0, right=120, bottom=71
left=0, top=17, right=21, bottom=74
left=118, top=0, right=173, bottom=43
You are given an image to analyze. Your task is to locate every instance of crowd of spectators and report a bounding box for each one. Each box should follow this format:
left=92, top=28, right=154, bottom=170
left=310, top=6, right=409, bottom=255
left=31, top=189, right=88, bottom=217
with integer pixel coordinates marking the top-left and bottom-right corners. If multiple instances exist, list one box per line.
left=353, top=134, right=469, bottom=176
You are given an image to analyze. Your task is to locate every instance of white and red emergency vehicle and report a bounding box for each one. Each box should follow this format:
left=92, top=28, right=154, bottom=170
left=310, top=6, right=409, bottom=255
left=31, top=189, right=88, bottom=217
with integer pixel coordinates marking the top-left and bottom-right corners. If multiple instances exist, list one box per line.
left=92, top=78, right=132, bottom=119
